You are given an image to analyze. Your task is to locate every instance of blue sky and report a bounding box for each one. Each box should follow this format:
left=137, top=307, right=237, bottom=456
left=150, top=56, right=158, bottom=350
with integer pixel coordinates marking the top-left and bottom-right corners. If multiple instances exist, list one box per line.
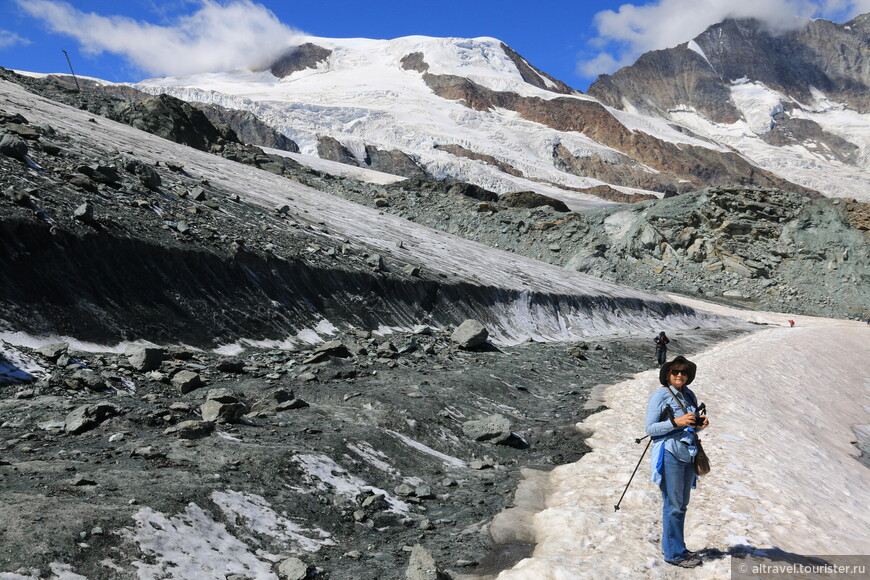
left=1, top=0, right=868, bottom=90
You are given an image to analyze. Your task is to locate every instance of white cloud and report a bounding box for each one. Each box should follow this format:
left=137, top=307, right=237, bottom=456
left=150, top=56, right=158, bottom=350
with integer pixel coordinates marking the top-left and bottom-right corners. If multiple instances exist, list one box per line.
left=0, top=30, right=31, bottom=50
left=15, top=0, right=304, bottom=77
left=579, top=0, right=870, bottom=79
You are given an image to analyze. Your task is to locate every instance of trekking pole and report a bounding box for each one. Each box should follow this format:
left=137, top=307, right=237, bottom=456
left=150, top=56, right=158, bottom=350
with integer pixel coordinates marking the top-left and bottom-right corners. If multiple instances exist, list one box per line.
left=614, top=437, right=651, bottom=511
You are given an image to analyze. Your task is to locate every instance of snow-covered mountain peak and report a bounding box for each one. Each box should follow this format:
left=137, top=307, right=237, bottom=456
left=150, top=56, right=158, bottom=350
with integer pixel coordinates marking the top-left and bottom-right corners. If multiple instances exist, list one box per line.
left=129, top=22, right=870, bottom=203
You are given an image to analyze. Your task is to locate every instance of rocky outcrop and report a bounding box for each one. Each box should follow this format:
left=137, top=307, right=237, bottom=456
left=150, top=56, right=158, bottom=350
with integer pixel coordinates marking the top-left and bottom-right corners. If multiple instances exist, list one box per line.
left=113, top=94, right=235, bottom=152
left=364, top=145, right=429, bottom=179
left=317, top=135, right=360, bottom=166
left=498, top=191, right=570, bottom=212
left=760, top=114, right=858, bottom=164
left=316, top=136, right=428, bottom=179
left=268, top=43, right=333, bottom=78
left=193, top=103, right=299, bottom=152
left=400, top=52, right=430, bottom=73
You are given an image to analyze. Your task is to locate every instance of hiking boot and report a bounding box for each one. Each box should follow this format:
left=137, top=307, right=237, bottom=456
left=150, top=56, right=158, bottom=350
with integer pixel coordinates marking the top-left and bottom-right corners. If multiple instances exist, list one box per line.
left=667, top=554, right=702, bottom=568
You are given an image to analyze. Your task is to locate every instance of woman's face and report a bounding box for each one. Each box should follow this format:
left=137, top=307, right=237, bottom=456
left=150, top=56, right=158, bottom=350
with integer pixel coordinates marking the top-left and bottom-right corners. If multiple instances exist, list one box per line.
left=669, top=366, right=689, bottom=389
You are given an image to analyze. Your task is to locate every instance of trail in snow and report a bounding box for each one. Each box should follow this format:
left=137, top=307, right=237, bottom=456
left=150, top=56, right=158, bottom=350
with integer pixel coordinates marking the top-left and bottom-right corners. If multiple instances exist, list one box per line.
left=497, top=305, right=870, bottom=579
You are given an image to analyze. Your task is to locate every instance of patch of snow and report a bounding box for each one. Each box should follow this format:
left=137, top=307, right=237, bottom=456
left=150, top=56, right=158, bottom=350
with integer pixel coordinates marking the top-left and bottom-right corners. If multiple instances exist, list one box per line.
left=385, top=429, right=467, bottom=468
left=213, top=343, right=245, bottom=356
left=314, top=319, right=338, bottom=335
left=686, top=40, right=712, bottom=68
left=0, top=342, right=42, bottom=384
left=291, top=454, right=412, bottom=513
left=729, top=81, right=783, bottom=134
left=0, top=330, right=125, bottom=354
left=211, top=490, right=335, bottom=553
left=48, top=564, right=87, bottom=580
left=120, top=504, right=278, bottom=580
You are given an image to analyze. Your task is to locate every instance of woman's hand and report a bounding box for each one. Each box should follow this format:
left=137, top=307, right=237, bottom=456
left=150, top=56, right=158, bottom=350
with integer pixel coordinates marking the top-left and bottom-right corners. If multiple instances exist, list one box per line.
left=674, top=413, right=696, bottom=427
left=699, top=416, right=709, bottom=429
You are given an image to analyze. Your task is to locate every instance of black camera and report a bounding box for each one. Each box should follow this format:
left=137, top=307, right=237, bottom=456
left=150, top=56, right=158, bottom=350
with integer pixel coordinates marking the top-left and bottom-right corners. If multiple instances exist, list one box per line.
left=693, top=403, right=707, bottom=426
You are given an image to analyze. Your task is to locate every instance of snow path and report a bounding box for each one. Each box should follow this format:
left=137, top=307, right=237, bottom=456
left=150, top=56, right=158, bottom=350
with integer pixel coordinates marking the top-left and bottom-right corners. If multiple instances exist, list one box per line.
left=498, top=310, right=870, bottom=579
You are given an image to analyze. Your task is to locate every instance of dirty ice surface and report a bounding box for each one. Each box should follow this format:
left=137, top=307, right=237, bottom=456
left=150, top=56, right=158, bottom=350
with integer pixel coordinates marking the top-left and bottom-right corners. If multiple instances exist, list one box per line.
left=497, top=302, right=870, bottom=579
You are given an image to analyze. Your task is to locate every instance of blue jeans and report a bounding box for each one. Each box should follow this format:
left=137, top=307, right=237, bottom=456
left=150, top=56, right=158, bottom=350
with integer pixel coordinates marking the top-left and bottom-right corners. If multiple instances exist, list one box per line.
left=660, top=449, right=695, bottom=562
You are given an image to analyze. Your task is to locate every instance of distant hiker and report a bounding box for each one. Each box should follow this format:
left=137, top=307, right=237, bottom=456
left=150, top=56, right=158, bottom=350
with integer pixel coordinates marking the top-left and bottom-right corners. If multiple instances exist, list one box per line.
left=645, top=355, right=708, bottom=569
left=788, top=320, right=795, bottom=327
left=654, top=331, right=670, bottom=365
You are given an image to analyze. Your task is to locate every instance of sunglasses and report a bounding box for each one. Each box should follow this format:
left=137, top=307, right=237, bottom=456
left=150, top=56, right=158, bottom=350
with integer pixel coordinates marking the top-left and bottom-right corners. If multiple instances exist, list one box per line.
left=669, top=369, right=689, bottom=376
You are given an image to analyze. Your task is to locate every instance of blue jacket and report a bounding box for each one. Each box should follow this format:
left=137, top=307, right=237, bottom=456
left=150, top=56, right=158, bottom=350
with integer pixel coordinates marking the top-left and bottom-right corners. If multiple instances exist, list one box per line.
left=645, top=385, right=702, bottom=487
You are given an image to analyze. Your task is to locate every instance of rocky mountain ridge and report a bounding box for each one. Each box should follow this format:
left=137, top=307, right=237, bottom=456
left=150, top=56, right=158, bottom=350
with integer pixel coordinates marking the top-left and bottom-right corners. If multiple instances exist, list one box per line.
left=588, top=15, right=870, bottom=197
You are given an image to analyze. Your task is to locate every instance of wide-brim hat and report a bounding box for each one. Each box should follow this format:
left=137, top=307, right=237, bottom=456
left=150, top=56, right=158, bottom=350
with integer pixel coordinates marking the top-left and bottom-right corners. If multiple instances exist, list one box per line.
left=659, top=355, right=697, bottom=385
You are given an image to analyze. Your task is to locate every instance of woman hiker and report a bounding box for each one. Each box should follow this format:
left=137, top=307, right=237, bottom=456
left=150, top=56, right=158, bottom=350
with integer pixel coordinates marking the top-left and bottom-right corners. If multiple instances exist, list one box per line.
left=645, top=355, right=709, bottom=568
left=654, top=331, right=670, bottom=365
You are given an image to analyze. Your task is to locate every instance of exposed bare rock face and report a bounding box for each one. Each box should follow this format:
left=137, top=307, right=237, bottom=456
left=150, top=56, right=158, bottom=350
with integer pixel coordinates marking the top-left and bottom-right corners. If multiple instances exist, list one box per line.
left=400, top=52, right=430, bottom=73
left=193, top=103, right=299, bottom=152
left=364, top=144, right=429, bottom=179
left=317, top=135, right=429, bottom=179
left=588, top=15, right=870, bottom=119
left=114, top=94, right=235, bottom=152
left=317, top=135, right=361, bottom=166
left=268, top=43, right=333, bottom=78
left=498, top=191, right=570, bottom=212
left=580, top=185, right=656, bottom=204
left=760, top=113, right=858, bottom=164
left=588, top=46, right=741, bottom=123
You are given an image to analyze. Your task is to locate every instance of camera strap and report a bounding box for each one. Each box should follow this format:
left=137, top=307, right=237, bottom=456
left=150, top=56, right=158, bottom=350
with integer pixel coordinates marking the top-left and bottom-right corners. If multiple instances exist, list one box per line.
left=664, top=385, right=690, bottom=414
left=665, top=386, right=702, bottom=441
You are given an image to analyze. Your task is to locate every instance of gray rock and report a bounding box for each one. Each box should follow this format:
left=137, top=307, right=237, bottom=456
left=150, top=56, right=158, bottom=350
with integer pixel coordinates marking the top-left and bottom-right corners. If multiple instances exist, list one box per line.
left=125, top=344, right=164, bottom=372
left=216, top=358, right=246, bottom=373
left=367, top=253, right=384, bottom=270
left=66, top=369, right=107, bottom=392
left=276, top=557, right=309, bottom=580
left=312, top=340, right=351, bottom=358
left=124, top=158, right=161, bottom=190
left=395, top=483, right=415, bottom=497
left=163, top=420, right=214, bottom=439
left=65, top=403, right=120, bottom=435
left=73, top=203, right=94, bottom=222
left=250, top=389, right=295, bottom=413
left=36, top=342, right=69, bottom=360
left=415, top=485, right=434, bottom=499
left=462, top=414, right=512, bottom=444
left=405, top=544, right=447, bottom=580
left=451, top=320, right=489, bottom=349
left=172, top=370, right=203, bottom=394
left=0, top=133, right=28, bottom=160
left=205, top=388, right=240, bottom=404
left=275, top=398, right=309, bottom=411
left=200, top=399, right=247, bottom=423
